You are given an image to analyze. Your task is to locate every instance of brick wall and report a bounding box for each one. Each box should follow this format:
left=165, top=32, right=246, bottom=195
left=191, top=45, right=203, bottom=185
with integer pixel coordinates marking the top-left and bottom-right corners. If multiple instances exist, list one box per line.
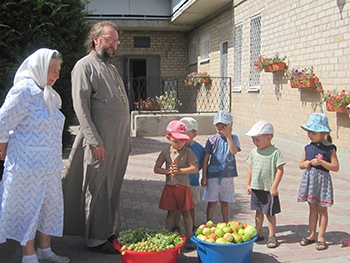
left=114, top=31, right=188, bottom=77
left=187, top=0, right=350, bottom=149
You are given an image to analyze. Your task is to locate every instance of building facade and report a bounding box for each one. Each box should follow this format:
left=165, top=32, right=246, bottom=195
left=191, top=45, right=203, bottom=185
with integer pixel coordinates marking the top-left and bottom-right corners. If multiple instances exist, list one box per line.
left=86, top=0, right=350, bottom=160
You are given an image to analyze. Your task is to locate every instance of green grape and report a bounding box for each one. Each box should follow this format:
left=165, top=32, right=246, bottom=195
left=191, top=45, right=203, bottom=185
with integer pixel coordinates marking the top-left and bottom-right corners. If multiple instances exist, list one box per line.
left=117, top=227, right=184, bottom=253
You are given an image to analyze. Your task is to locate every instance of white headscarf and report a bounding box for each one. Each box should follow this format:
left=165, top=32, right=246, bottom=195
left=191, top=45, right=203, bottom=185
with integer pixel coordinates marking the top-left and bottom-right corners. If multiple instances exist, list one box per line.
left=14, top=48, right=62, bottom=114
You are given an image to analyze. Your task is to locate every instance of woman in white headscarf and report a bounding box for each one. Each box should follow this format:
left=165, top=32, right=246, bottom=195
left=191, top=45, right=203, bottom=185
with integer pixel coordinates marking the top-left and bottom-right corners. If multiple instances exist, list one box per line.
left=0, top=48, right=69, bottom=263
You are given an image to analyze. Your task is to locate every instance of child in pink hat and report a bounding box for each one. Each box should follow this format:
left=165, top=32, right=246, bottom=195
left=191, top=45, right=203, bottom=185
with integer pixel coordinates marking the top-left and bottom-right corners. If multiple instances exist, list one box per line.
left=154, top=120, right=198, bottom=249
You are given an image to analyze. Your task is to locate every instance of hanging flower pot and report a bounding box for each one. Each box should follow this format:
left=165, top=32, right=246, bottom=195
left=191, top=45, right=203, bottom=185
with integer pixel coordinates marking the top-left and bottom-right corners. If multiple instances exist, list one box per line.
left=290, top=78, right=317, bottom=89
left=264, top=64, right=275, bottom=72
left=326, top=101, right=348, bottom=113
left=272, top=62, right=286, bottom=71
left=200, top=77, right=210, bottom=83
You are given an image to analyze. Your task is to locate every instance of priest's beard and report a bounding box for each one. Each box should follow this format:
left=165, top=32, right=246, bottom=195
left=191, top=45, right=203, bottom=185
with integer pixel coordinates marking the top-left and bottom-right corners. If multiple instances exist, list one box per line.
left=97, top=46, right=114, bottom=62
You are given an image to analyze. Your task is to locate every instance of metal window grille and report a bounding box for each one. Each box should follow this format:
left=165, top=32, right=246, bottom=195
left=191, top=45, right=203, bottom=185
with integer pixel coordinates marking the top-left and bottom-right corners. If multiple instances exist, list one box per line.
left=200, top=36, right=210, bottom=63
left=249, top=15, right=261, bottom=90
left=189, top=42, right=197, bottom=65
left=233, top=23, right=243, bottom=91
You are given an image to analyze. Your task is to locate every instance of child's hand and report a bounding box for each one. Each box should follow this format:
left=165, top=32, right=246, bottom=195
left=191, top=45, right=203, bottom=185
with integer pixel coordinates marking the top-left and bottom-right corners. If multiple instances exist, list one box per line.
left=170, top=163, right=178, bottom=176
left=246, top=185, right=251, bottom=195
left=221, top=124, right=232, bottom=138
left=310, top=158, right=322, bottom=167
left=303, top=160, right=311, bottom=169
left=201, top=177, right=207, bottom=187
left=270, top=188, right=278, bottom=197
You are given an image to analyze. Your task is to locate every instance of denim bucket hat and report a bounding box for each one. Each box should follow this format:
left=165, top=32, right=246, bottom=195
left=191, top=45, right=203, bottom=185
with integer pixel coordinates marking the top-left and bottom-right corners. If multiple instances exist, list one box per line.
left=301, top=113, right=331, bottom=132
left=213, top=110, right=233, bottom=125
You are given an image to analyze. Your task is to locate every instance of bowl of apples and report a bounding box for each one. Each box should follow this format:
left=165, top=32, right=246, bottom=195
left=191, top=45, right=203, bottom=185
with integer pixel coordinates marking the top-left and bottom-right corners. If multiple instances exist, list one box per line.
left=191, top=220, right=257, bottom=263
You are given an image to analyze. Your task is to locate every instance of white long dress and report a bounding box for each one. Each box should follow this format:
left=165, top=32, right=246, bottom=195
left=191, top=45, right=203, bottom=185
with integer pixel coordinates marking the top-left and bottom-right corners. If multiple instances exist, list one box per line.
left=0, top=78, right=65, bottom=246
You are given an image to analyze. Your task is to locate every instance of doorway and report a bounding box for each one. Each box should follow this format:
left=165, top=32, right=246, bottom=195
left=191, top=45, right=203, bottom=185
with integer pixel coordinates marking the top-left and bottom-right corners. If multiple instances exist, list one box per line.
left=123, top=55, right=160, bottom=111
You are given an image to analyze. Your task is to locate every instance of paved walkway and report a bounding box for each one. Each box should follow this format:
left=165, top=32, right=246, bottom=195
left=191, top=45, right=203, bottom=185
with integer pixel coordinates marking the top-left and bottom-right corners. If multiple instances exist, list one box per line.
left=1, top=134, right=350, bottom=263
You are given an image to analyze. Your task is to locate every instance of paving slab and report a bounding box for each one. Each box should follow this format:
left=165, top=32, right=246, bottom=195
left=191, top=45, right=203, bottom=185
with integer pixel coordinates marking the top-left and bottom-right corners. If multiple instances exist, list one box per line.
left=1, top=134, right=350, bottom=263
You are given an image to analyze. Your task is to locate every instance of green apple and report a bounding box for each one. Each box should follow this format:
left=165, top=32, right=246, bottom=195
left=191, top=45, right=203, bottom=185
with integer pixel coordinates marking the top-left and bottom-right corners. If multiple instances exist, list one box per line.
left=215, top=228, right=224, bottom=238
left=223, top=233, right=234, bottom=242
left=206, top=220, right=214, bottom=228
left=202, top=227, right=211, bottom=236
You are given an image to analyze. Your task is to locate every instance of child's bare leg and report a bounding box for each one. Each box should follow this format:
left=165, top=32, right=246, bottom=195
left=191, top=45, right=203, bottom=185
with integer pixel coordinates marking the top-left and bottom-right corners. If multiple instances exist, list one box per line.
left=255, top=210, right=264, bottom=237
left=317, top=206, right=328, bottom=243
left=307, top=202, right=318, bottom=240
left=266, top=214, right=276, bottom=237
left=220, top=201, right=229, bottom=222
left=173, top=209, right=181, bottom=231
left=190, top=208, right=196, bottom=228
left=206, top=201, right=217, bottom=221
left=181, top=210, right=193, bottom=239
left=166, top=210, right=177, bottom=232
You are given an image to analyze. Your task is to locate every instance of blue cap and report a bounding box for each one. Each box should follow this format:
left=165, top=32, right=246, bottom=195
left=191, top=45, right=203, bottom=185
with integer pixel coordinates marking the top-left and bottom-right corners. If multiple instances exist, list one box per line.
left=301, top=113, right=331, bottom=132
left=213, top=110, right=233, bottom=125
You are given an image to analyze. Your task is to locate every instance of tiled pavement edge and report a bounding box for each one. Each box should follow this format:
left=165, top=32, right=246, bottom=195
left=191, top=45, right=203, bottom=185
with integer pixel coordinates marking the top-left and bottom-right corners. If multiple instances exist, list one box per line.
left=1, top=133, right=350, bottom=263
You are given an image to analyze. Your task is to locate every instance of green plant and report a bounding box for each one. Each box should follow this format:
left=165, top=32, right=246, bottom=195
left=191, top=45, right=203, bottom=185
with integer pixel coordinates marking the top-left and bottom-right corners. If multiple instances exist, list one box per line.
left=285, top=67, right=323, bottom=91
left=184, top=72, right=211, bottom=86
left=134, top=97, right=161, bottom=110
left=184, top=72, right=200, bottom=86
left=134, top=91, right=181, bottom=110
left=0, top=0, right=90, bottom=147
left=321, top=89, right=350, bottom=108
left=157, top=91, right=182, bottom=109
left=254, top=54, right=286, bottom=72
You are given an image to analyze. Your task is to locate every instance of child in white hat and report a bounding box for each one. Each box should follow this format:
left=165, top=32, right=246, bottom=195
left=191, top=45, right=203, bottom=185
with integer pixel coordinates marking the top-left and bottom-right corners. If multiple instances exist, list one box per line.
left=245, top=120, right=286, bottom=249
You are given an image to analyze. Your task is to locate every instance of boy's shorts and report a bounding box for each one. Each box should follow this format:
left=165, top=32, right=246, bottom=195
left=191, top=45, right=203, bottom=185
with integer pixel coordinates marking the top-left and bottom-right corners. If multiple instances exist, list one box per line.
left=250, top=189, right=281, bottom=216
left=159, top=184, right=194, bottom=211
left=190, top=185, right=201, bottom=204
left=202, top=177, right=235, bottom=203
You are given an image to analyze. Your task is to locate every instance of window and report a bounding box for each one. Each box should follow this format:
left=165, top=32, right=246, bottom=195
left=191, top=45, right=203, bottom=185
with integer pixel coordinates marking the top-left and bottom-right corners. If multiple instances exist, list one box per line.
left=233, top=23, right=243, bottom=92
left=249, top=14, right=261, bottom=91
left=200, top=35, right=210, bottom=63
left=134, top=37, right=151, bottom=48
left=188, top=42, right=197, bottom=65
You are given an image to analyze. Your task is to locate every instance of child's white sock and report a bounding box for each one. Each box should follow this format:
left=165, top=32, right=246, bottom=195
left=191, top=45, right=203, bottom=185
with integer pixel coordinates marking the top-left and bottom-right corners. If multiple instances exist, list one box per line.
left=36, top=247, right=54, bottom=260
left=22, top=254, right=39, bottom=263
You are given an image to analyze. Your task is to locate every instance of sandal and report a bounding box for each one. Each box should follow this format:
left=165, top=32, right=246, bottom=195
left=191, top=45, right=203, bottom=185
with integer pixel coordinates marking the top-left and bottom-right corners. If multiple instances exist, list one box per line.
left=316, top=241, right=328, bottom=251
left=255, top=235, right=265, bottom=242
left=185, top=239, right=196, bottom=250
left=267, top=236, right=278, bottom=248
left=299, top=237, right=316, bottom=246
left=88, top=241, right=120, bottom=254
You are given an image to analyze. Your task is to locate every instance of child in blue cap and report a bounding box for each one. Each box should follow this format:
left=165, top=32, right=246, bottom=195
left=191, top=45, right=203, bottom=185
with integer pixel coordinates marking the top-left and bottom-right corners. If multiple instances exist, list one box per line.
left=298, top=113, right=339, bottom=251
left=201, top=110, right=241, bottom=223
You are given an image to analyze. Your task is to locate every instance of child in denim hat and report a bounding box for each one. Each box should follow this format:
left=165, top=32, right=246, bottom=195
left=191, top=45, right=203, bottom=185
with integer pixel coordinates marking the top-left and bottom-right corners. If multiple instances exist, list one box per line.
left=154, top=120, right=198, bottom=249
left=298, top=113, right=339, bottom=251
left=245, top=120, right=286, bottom=249
left=201, top=110, right=241, bottom=223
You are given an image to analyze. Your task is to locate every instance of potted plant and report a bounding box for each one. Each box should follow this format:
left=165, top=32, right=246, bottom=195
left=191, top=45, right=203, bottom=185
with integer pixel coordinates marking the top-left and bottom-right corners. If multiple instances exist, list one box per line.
left=321, top=89, right=350, bottom=113
left=197, top=72, right=211, bottom=83
left=254, top=54, right=287, bottom=72
left=285, top=67, right=323, bottom=90
left=184, top=72, right=211, bottom=86
left=134, top=97, right=162, bottom=111
left=157, top=91, right=182, bottom=110
left=184, top=72, right=200, bottom=86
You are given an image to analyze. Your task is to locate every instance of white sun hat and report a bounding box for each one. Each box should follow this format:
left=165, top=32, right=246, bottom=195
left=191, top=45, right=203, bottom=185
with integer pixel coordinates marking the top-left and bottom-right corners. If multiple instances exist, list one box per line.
left=245, top=120, right=274, bottom=136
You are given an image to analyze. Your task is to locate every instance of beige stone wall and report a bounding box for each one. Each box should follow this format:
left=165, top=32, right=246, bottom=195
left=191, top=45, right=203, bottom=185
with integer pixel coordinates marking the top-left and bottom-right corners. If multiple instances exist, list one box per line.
left=188, top=0, right=350, bottom=149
